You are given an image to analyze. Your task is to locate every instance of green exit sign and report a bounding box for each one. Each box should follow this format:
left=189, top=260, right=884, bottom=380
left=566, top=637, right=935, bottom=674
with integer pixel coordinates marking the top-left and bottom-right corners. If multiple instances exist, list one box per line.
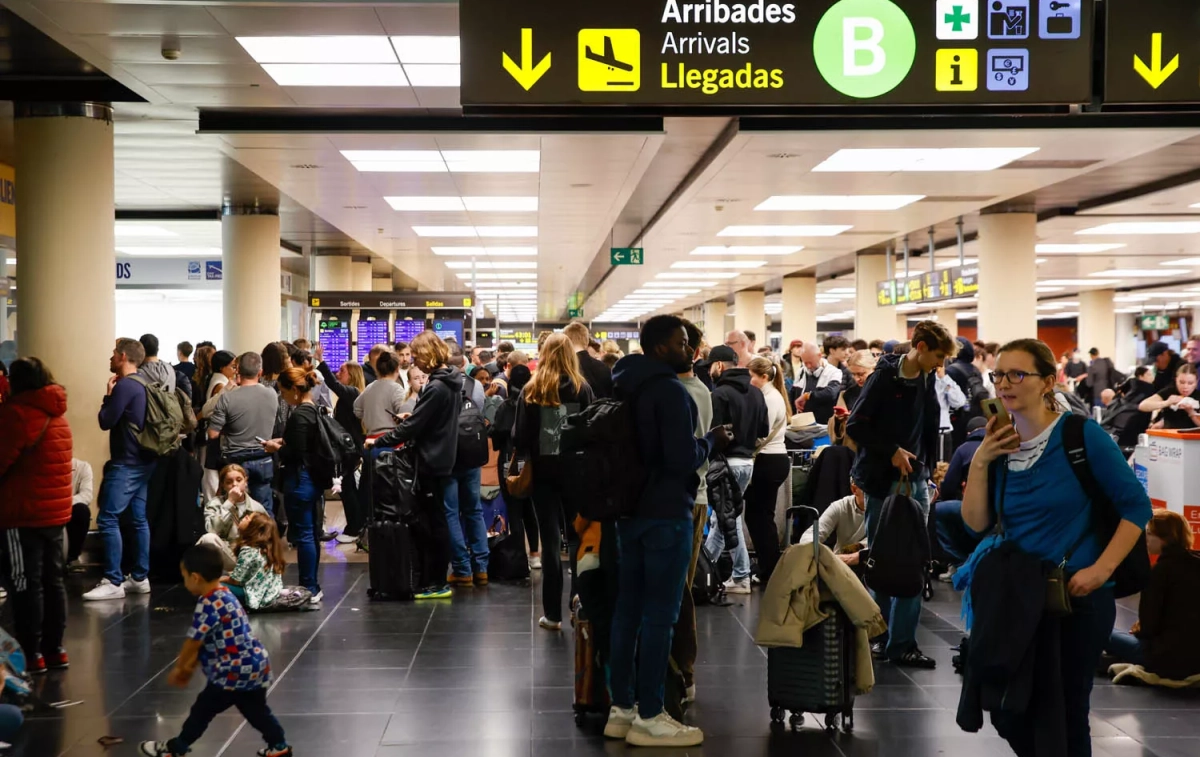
left=611, top=247, right=644, bottom=266
left=1140, top=314, right=1170, bottom=330
left=568, top=307, right=583, bottom=319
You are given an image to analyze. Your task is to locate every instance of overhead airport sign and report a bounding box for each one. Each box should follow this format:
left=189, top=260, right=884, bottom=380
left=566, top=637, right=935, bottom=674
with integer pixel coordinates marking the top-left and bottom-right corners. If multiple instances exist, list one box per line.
left=309, top=292, right=474, bottom=310
left=460, top=0, right=1094, bottom=107
left=611, top=247, right=644, bottom=265
left=1105, top=1, right=1200, bottom=103
left=876, top=264, right=977, bottom=306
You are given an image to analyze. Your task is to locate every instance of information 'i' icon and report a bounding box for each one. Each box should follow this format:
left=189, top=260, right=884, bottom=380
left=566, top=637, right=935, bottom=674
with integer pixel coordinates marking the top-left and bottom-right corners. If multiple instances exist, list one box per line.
left=936, top=49, right=978, bottom=91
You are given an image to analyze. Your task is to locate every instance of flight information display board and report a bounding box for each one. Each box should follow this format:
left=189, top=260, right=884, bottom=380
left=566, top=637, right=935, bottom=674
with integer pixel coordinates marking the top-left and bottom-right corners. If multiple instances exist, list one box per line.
left=433, top=319, right=464, bottom=346
left=461, top=0, right=1094, bottom=107
left=356, top=317, right=390, bottom=363
left=318, top=316, right=351, bottom=370
left=876, top=264, right=978, bottom=306
left=394, top=319, right=426, bottom=345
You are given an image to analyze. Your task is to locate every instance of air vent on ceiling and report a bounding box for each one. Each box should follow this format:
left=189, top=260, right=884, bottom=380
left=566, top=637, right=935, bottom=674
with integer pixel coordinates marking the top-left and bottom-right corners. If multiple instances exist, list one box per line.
left=570, top=182, right=593, bottom=188
left=714, top=198, right=742, bottom=203
left=767, top=152, right=800, bottom=159
left=919, top=195, right=997, bottom=203
left=1004, top=159, right=1100, bottom=170
left=290, top=163, right=320, bottom=170
left=344, top=205, right=367, bottom=210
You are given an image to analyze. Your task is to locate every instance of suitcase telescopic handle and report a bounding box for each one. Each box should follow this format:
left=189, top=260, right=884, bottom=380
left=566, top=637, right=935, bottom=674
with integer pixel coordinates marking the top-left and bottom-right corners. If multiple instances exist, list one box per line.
left=784, top=505, right=820, bottom=551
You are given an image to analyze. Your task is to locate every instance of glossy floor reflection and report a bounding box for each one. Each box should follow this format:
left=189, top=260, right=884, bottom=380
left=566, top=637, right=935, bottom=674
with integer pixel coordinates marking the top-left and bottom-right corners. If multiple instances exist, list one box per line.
left=5, top=564, right=1199, bottom=757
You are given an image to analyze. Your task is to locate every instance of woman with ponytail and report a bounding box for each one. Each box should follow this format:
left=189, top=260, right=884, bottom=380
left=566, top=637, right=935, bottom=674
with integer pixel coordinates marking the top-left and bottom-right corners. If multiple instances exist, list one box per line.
left=744, top=355, right=792, bottom=584
left=262, top=366, right=324, bottom=602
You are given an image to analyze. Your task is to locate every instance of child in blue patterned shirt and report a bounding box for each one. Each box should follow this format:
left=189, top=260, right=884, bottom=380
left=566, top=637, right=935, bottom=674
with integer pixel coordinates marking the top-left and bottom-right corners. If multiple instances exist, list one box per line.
left=139, top=543, right=291, bottom=757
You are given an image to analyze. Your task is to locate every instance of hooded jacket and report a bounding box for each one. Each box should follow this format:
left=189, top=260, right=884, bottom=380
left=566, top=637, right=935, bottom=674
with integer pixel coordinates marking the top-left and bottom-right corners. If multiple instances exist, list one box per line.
left=138, top=359, right=176, bottom=393
left=846, top=352, right=940, bottom=498
left=0, top=384, right=74, bottom=529
left=513, top=375, right=594, bottom=462
left=376, top=366, right=463, bottom=477
left=942, top=426, right=986, bottom=501
left=612, top=354, right=714, bottom=520
left=711, top=367, right=769, bottom=460
left=945, top=338, right=987, bottom=417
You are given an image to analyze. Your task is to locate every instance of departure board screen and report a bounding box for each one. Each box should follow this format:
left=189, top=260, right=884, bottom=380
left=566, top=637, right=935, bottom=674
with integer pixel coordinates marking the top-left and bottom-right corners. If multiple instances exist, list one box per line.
left=318, top=317, right=351, bottom=370
left=356, top=318, right=390, bottom=363
left=394, top=319, right=426, bottom=345
left=433, top=319, right=464, bottom=346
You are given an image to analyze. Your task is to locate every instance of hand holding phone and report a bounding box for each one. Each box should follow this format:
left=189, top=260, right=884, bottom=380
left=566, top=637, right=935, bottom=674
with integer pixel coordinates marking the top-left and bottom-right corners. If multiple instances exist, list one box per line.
left=980, top=398, right=1012, bottom=430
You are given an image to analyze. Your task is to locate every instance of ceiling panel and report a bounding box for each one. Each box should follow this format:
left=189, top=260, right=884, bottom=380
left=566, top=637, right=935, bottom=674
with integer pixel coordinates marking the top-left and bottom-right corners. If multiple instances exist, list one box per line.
left=27, top=3, right=228, bottom=36
left=204, top=6, right=387, bottom=36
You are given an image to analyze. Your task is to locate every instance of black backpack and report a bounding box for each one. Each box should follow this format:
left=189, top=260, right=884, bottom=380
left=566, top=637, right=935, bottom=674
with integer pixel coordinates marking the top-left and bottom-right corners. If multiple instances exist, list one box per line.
left=691, top=549, right=725, bottom=606
left=863, top=481, right=931, bottom=599
left=455, top=383, right=490, bottom=472
left=309, top=407, right=358, bottom=490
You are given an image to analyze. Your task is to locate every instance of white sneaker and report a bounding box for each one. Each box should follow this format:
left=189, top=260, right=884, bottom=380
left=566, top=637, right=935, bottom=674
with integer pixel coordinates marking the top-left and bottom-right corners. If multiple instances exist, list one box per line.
left=625, top=711, right=704, bottom=747
left=538, top=616, right=562, bottom=631
left=335, top=533, right=358, bottom=544
left=309, top=591, right=324, bottom=604
left=83, top=579, right=125, bottom=601
left=683, top=684, right=697, bottom=704
left=529, top=556, right=542, bottom=570
left=125, top=577, right=151, bottom=595
left=723, top=578, right=751, bottom=595
left=603, top=706, right=637, bottom=739
left=938, top=565, right=958, bottom=583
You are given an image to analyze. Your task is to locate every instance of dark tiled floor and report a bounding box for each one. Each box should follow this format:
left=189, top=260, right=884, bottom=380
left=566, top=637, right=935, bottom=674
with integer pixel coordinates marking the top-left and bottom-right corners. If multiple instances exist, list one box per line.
left=5, top=565, right=1200, bottom=757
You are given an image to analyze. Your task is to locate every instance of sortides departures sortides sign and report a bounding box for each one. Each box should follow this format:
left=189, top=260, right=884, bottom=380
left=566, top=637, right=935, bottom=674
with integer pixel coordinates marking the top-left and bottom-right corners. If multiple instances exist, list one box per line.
left=460, top=0, right=1094, bottom=108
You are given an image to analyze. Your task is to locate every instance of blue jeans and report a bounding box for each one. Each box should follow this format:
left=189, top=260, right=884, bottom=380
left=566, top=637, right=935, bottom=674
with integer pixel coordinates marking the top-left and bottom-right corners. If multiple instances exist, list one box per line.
left=443, top=468, right=489, bottom=576
left=96, top=461, right=157, bottom=585
left=283, top=468, right=320, bottom=594
left=610, top=517, right=694, bottom=720
left=865, top=479, right=930, bottom=660
left=0, top=704, right=22, bottom=744
left=240, top=457, right=275, bottom=516
left=702, top=459, right=753, bottom=581
left=1105, top=631, right=1145, bottom=666
left=934, top=500, right=982, bottom=564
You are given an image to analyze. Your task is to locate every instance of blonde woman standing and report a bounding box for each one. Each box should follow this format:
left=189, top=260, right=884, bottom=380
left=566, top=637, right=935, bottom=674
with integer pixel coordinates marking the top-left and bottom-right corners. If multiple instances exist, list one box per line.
left=744, top=355, right=792, bottom=584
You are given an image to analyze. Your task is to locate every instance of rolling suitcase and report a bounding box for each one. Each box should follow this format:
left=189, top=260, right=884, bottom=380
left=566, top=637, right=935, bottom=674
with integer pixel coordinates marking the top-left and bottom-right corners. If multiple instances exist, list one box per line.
left=365, top=446, right=424, bottom=600
left=766, top=506, right=856, bottom=733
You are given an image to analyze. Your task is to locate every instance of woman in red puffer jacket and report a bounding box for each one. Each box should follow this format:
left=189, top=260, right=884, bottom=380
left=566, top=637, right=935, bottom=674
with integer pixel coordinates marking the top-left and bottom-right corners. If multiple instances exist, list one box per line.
left=0, top=357, right=74, bottom=674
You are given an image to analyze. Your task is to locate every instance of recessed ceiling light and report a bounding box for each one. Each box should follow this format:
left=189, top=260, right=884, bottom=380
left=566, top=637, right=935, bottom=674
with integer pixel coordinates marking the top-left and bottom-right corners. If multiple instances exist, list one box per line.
left=657, top=271, right=741, bottom=279
left=639, top=281, right=718, bottom=288
left=1090, top=269, right=1191, bottom=277
left=671, top=261, right=767, bottom=269
left=1122, top=291, right=1196, bottom=299
left=1114, top=307, right=1146, bottom=313
left=115, top=224, right=177, bottom=238
left=1039, top=279, right=1122, bottom=287
left=690, top=245, right=802, bottom=255
left=1161, top=258, right=1200, bottom=266
left=717, top=225, right=850, bottom=237
left=1077, top=222, right=1200, bottom=235
left=1035, top=243, right=1126, bottom=254
left=117, top=247, right=223, bottom=257
left=430, top=247, right=537, bottom=256
left=455, top=272, right=537, bottom=280
left=812, top=147, right=1039, bottom=173
left=754, top=195, right=924, bottom=211
left=444, top=261, right=537, bottom=270
left=1035, top=286, right=1066, bottom=293
left=387, top=196, right=537, bottom=212
left=633, top=288, right=699, bottom=296
left=261, top=64, right=408, bottom=87
left=1038, top=311, right=1080, bottom=320
left=237, top=36, right=398, bottom=64
left=825, top=287, right=856, bottom=294
left=391, top=36, right=460, bottom=64
left=936, top=257, right=979, bottom=269
left=413, top=226, right=537, bottom=238
left=402, top=64, right=460, bottom=87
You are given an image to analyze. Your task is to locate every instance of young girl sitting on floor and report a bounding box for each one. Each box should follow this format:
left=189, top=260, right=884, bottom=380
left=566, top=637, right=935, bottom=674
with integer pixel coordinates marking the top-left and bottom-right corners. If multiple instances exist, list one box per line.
left=222, top=513, right=285, bottom=611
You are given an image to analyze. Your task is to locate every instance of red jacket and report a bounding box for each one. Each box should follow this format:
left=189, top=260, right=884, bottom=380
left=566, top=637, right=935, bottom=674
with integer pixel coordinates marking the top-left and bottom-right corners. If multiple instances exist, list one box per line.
left=0, top=384, right=74, bottom=528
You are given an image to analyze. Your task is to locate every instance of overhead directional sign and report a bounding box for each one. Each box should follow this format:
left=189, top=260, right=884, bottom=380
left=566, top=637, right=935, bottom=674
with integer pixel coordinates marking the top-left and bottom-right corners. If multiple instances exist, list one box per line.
left=460, top=0, right=1094, bottom=108
left=876, top=264, right=975, bottom=307
left=1105, top=2, right=1199, bottom=102
left=611, top=247, right=644, bottom=265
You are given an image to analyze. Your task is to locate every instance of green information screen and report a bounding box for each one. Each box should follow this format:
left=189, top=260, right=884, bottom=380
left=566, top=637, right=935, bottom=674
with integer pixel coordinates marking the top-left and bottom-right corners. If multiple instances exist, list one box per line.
left=461, top=0, right=1094, bottom=108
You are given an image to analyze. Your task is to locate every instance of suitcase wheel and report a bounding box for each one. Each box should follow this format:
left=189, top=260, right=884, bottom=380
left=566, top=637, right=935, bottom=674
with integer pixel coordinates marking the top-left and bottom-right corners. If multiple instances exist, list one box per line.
left=769, top=705, right=785, bottom=724
left=844, top=710, right=854, bottom=732
left=824, top=712, right=838, bottom=733
left=789, top=712, right=804, bottom=731
left=574, top=711, right=586, bottom=728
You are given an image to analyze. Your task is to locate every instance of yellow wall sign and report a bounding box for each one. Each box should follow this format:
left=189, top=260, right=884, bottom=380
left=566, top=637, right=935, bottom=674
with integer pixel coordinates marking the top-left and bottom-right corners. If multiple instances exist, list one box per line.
left=310, top=298, right=321, bottom=307
left=0, top=164, right=14, bottom=239
left=935, top=49, right=977, bottom=91
left=578, top=29, right=641, bottom=91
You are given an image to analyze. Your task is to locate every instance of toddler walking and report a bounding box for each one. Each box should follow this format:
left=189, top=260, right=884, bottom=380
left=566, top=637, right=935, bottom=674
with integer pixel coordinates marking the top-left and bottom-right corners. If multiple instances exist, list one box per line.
left=139, top=543, right=292, bottom=757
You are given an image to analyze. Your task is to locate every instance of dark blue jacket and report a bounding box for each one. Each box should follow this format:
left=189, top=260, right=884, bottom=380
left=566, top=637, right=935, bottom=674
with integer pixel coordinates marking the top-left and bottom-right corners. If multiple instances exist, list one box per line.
left=98, top=374, right=153, bottom=465
left=941, top=427, right=985, bottom=501
left=613, top=355, right=714, bottom=520
left=846, top=353, right=941, bottom=498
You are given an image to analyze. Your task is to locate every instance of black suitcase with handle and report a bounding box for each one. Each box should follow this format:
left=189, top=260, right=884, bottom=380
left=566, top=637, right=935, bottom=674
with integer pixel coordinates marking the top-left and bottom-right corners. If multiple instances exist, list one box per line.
left=365, top=446, right=425, bottom=600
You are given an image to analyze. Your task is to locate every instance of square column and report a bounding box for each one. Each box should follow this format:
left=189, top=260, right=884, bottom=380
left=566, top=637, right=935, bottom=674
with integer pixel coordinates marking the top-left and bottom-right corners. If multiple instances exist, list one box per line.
left=702, top=299, right=727, bottom=346
left=978, top=212, right=1038, bottom=345
left=782, top=276, right=817, bottom=344
left=313, top=254, right=352, bottom=290
left=855, top=252, right=899, bottom=341
left=734, top=289, right=764, bottom=340
left=1078, top=289, right=1116, bottom=360
left=935, top=308, right=958, bottom=338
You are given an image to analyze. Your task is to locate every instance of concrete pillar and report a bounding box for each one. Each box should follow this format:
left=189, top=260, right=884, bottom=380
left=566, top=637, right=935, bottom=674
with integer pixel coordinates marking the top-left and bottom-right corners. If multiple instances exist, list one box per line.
left=935, top=308, right=958, bottom=337
left=897, top=314, right=910, bottom=339
left=350, top=258, right=372, bottom=291
left=978, top=212, right=1038, bottom=344
left=733, top=289, right=764, bottom=342
left=222, top=210, right=281, bottom=355
left=15, top=103, right=114, bottom=477
left=702, top=299, right=727, bottom=346
left=855, top=252, right=898, bottom=341
left=313, top=255, right=352, bottom=290
left=781, top=276, right=817, bottom=345
left=373, top=276, right=393, bottom=292
left=1078, top=289, right=1116, bottom=361
left=1115, top=313, right=1137, bottom=372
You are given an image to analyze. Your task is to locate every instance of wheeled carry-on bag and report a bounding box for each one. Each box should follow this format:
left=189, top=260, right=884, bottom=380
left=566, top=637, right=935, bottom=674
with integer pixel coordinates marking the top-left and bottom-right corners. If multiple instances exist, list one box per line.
left=766, top=506, right=856, bottom=733
left=366, top=446, right=423, bottom=600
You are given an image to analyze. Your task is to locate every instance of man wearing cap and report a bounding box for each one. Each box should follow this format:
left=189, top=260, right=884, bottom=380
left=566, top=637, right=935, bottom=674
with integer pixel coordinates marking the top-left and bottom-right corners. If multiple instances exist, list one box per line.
left=1148, top=341, right=1184, bottom=395
left=933, top=415, right=989, bottom=582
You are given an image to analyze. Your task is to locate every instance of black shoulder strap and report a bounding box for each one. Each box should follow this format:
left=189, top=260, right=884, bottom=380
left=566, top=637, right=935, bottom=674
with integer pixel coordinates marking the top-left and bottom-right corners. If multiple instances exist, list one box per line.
left=1061, top=413, right=1107, bottom=565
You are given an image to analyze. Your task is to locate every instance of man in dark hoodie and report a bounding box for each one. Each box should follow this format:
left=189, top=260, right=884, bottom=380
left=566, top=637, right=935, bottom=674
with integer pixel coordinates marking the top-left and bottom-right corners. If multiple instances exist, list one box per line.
left=945, top=337, right=988, bottom=449
left=703, top=344, right=768, bottom=594
left=605, top=315, right=730, bottom=747
left=847, top=320, right=955, bottom=669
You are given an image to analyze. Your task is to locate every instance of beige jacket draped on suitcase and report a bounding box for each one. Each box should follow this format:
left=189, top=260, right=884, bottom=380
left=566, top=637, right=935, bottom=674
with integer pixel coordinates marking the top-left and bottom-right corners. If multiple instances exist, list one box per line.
left=755, top=540, right=887, bottom=695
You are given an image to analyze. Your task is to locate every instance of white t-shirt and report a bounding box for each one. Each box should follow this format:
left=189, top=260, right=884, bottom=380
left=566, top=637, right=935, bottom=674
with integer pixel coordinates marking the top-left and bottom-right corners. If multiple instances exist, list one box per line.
left=758, top=383, right=789, bottom=455
left=1005, top=413, right=1064, bottom=472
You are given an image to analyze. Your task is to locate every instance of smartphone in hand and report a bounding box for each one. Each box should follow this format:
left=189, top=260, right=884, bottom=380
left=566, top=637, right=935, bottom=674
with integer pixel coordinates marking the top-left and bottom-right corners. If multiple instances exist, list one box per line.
left=981, top=398, right=1012, bottom=430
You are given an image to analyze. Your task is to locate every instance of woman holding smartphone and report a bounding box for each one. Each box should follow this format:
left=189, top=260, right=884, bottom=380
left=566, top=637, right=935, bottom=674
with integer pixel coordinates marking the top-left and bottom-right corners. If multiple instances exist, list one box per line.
left=961, top=339, right=1151, bottom=757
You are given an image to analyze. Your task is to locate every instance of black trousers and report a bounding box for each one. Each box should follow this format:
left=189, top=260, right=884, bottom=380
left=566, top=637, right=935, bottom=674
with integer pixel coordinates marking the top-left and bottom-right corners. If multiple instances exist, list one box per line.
left=66, top=503, right=92, bottom=564
left=2, top=526, right=68, bottom=656
left=743, top=453, right=791, bottom=584
left=420, top=476, right=454, bottom=591
left=340, top=458, right=366, bottom=537
left=532, top=465, right=578, bottom=623
left=168, top=684, right=286, bottom=752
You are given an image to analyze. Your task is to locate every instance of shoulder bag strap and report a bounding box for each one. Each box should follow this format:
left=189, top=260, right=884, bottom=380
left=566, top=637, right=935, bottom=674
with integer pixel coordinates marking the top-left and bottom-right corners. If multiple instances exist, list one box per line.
left=1060, top=413, right=1109, bottom=567
left=755, top=416, right=786, bottom=455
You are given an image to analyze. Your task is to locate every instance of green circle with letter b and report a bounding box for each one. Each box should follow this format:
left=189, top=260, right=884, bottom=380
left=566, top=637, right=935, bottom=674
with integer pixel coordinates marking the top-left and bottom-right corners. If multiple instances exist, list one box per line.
left=813, top=0, right=916, bottom=99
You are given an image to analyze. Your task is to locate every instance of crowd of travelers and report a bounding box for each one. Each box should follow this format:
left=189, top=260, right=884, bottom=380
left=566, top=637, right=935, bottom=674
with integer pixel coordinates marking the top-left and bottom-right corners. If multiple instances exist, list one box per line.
left=0, top=319, right=1196, bottom=756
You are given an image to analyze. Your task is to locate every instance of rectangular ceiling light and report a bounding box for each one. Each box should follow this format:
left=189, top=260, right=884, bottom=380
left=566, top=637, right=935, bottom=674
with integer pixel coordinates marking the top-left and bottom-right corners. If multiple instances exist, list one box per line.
left=812, top=147, right=1039, bottom=173
left=634, top=288, right=699, bottom=295
left=1090, top=269, right=1191, bottom=277
left=1039, top=279, right=1121, bottom=287
left=639, top=281, right=718, bottom=288
left=671, top=260, right=768, bottom=269
left=402, top=64, right=460, bottom=87
left=1035, top=243, right=1126, bottom=254
left=386, top=196, right=465, bottom=211
left=825, top=287, right=856, bottom=294
left=117, top=247, right=223, bottom=257
left=456, top=272, right=536, bottom=280
left=1077, top=222, right=1200, bottom=235
left=115, top=224, right=178, bottom=238
left=717, top=225, right=850, bottom=237
left=262, top=64, right=407, bottom=87
left=690, top=245, right=802, bottom=255
left=1161, top=258, right=1200, bottom=266
left=387, top=196, right=537, bottom=212
left=430, top=247, right=537, bottom=256
left=413, top=226, right=537, bottom=238
left=444, top=261, right=537, bottom=270
left=1035, top=286, right=1066, bottom=293
left=936, top=257, right=979, bottom=269
left=391, top=36, right=460, bottom=64
left=657, top=271, right=740, bottom=279
left=754, top=195, right=924, bottom=211
left=237, top=36, right=398, bottom=64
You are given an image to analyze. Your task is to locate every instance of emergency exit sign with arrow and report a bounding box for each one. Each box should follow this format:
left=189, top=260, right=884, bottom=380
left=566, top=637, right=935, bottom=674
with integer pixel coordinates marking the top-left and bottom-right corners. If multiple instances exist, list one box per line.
left=611, top=247, right=644, bottom=266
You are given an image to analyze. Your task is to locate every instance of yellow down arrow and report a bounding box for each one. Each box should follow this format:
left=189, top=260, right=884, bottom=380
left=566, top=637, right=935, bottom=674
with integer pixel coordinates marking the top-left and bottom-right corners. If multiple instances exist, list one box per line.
left=502, top=28, right=551, bottom=91
left=1133, top=32, right=1179, bottom=89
